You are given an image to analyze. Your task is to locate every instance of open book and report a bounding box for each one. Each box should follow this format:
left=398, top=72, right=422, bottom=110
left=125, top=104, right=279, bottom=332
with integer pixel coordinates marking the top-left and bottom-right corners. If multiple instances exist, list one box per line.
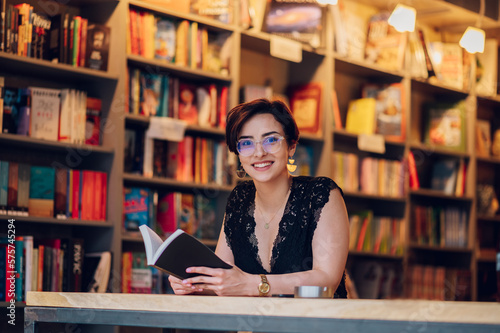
left=139, top=225, right=232, bottom=280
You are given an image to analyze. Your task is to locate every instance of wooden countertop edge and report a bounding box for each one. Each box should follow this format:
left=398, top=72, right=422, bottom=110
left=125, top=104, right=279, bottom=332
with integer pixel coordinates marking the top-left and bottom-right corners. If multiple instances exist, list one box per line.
left=26, top=292, right=500, bottom=325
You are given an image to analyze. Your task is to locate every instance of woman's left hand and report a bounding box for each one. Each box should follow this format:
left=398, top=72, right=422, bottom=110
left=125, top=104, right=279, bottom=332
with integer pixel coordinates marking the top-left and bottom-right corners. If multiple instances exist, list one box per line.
left=181, top=265, right=252, bottom=296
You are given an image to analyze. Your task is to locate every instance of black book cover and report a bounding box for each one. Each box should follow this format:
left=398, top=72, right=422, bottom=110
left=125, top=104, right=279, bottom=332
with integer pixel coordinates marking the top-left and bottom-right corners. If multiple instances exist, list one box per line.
left=140, top=225, right=232, bottom=280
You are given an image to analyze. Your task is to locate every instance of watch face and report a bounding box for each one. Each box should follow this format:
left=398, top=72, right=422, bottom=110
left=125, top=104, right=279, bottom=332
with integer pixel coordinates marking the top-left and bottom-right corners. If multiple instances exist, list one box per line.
left=259, top=283, right=270, bottom=294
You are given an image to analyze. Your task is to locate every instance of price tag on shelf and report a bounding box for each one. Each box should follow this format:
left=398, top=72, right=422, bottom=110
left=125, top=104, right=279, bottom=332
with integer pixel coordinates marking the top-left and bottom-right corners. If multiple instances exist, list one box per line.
left=143, top=118, right=188, bottom=178
left=357, top=134, right=386, bottom=154
left=270, top=35, right=302, bottom=63
left=146, top=117, right=187, bottom=142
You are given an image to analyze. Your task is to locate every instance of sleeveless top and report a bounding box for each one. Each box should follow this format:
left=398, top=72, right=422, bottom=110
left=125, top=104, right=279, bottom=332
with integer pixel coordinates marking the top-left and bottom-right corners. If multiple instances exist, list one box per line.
left=223, top=176, right=347, bottom=298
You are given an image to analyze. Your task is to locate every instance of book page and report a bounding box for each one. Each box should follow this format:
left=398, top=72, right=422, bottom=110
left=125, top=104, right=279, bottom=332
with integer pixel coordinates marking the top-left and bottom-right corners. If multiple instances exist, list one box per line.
left=139, top=225, right=169, bottom=263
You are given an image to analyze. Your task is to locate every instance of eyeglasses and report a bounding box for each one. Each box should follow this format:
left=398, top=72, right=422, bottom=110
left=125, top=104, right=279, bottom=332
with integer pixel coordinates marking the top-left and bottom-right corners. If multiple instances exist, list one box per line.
left=237, top=134, right=285, bottom=156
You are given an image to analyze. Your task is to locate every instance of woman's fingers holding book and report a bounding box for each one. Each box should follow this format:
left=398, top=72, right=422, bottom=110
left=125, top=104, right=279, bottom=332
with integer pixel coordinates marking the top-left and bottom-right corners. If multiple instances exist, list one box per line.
left=168, top=274, right=199, bottom=295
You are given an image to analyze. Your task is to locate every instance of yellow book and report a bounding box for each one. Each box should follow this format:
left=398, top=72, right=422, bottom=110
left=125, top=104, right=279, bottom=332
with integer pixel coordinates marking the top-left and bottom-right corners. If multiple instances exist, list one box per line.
left=175, top=20, right=189, bottom=66
left=190, top=22, right=198, bottom=69
left=345, top=98, right=376, bottom=135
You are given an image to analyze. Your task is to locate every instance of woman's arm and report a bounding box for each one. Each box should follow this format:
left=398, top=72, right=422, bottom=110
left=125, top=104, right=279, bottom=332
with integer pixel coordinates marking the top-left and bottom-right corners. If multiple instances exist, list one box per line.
left=179, top=188, right=349, bottom=296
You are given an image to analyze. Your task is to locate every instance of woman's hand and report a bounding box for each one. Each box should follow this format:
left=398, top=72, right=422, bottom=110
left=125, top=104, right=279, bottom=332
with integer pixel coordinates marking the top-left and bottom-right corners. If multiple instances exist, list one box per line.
left=179, top=266, right=253, bottom=296
left=168, top=274, right=203, bottom=294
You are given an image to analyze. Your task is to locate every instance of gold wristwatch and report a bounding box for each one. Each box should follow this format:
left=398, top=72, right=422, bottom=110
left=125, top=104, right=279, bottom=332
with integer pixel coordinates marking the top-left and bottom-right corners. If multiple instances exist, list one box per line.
left=258, top=274, right=270, bottom=296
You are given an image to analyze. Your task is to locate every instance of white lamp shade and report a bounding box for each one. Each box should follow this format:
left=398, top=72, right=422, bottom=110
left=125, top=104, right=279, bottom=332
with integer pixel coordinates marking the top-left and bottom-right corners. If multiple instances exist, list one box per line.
left=388, top=4, right=416, bottom=32
left=316, top=0, right=338, bottom=5
left=459, top=26, right=485, bottom=54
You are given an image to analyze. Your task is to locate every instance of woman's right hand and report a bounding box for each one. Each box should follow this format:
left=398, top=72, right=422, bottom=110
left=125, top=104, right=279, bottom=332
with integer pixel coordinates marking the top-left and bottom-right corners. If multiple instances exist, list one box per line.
left=168, top=274, right=203, bottom=294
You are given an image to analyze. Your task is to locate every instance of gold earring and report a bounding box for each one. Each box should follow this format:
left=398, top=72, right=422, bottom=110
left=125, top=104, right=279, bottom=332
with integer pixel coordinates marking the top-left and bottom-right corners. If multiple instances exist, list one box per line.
left=236, top=166, right=246, bottom=178
left=287, top=157, right=297, bottom=173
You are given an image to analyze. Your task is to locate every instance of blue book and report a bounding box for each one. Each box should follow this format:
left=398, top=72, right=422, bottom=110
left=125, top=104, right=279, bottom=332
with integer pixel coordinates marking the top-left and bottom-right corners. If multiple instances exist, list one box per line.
left=28, top=166, right=55, bottom=217
left=0, top=161, right=9, bottom=214
left=14, top=237, right=23, bottom=301
left=124, top=187, right=150, bottom=231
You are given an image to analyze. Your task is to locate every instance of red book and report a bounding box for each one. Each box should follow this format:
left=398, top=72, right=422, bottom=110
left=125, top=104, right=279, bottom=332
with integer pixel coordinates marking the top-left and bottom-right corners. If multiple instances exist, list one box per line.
left=94, top=171, right=103, bottom=221
left=85, top=97, right=102, bottom=146
left=156, top=193, right=177, bottom=237
left=37, top=245, right=45, bottom=291
left=218, top=85, right=228, bottom=129
left=129, top=9, right=138, bottom=55
left=71, top=170, right=80, bottom=219
left=80, top=171, right=95, bottom=220
left=356, top=217, right=369, bottom=252
left=101, top=172, right=108, bottom=221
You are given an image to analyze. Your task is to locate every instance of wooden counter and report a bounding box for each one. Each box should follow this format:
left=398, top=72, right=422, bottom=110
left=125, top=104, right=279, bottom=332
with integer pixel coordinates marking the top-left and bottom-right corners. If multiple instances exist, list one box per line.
left=25, top=292, right=500, bottom=332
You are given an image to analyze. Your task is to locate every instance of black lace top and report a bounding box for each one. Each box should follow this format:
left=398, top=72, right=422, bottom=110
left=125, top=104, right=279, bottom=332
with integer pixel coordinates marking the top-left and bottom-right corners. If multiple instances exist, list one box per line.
left=224, top=176, right=347, bottom=298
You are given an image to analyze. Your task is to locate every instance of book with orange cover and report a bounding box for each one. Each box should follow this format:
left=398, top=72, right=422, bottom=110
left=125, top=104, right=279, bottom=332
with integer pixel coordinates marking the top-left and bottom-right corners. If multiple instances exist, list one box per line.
left=288, top=82, right=323, bottom=135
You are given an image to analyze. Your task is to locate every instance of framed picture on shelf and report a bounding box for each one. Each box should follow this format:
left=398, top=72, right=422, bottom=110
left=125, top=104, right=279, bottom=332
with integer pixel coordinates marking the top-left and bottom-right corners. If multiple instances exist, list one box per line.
left=423, top=101, right=466, bottom=152
left=362, top=83, right=406, bottom=142
left=262, top=0, right=323, bottom=47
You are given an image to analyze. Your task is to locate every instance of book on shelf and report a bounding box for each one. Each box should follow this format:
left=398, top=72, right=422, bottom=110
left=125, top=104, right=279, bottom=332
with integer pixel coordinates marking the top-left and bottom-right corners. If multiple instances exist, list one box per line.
left=190, top=0, right=233, bottom=24
left=154, top=18, right=176, bottom=62
left=428, top=42, right=463, bottom=90
left=2, top=87, right=19, bottom=134
left=29, top=87, right=61, bottom=141
left=345, top=98, right=376, bottom=135
left=124, top=187, right=153, bottom=232
left=407, top=30, right=429, bottom=79
left=407, top=150, right=420, bottom=190
left=423, top=101, right=466, bottom=152
left=292, top=144, right=314, bottom=177
left=417, top=28, right=437, bottom=78
left=0, top=160, right=8, bottom=215
left=288, top=82, right=323, bottom=135
left=0, top=77, right=3, bottom=132
left=262, top=0, right=323, bottom=47
left=476, top=184, right=499, bottom=217
left=85, top=97, right=102, bottom=146
left=476, top=119, right=492, bottom=157
left=407, top=265, right=471, bottom=301
left=28, top=166, right=55, bottom=218
left=82, top=251, right=112, bottom=293
left=17, top=163, right=30, bottom=216
left=333, top=0, right=376, bottom=61
left=475, top=39, right=498, bottom=97
left=84, top=24, right=110, bottom=71
left=331, top=90, right=342, bottom=130
left=430, top=158, right=459, bottom=195
left=361, top=83, right=405, bottom=142
left=364, top=11, right=407, bottom=72
left=139, top=225, right=232, bottom=280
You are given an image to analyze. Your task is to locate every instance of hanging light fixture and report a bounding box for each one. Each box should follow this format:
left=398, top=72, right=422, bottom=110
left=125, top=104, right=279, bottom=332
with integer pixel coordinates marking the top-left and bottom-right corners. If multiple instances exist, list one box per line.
left=459, top=0, right=485, bottom=54
left=459, top=26, right=485, bottom=53
left=316, top=0, right=338, bottom=5
left=388, top=4, right=416, bottom=32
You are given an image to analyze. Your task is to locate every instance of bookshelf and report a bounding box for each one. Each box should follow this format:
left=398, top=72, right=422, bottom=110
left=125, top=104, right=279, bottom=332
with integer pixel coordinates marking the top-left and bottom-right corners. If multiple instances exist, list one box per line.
left=1, top=0, right=500, bottom=316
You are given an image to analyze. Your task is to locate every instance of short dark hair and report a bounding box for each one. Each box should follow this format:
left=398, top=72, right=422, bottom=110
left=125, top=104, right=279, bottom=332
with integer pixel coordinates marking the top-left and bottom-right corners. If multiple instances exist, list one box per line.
left=225, top=98, right=300, bottom=155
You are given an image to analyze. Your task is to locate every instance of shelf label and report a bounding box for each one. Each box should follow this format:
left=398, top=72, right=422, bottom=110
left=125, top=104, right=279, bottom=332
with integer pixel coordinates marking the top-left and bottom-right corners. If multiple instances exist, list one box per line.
left=146, top=117, right=187, bottom=142
left=358, top=134, right=386, bottom=154
left=270, top=36, right=302, bottom=63
left=143, top=118, right=187, bottom=177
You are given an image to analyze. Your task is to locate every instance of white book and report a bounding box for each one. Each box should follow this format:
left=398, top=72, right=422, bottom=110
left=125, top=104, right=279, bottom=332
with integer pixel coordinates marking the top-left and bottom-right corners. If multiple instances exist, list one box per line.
left=59, top=89, right=71, bottom=142
left=29, top=87, right=61, bottom=141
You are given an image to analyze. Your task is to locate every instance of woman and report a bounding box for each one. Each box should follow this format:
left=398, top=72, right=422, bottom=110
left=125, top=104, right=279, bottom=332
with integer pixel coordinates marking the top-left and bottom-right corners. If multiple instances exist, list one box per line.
left=169, top=98, right=349, bottom=297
